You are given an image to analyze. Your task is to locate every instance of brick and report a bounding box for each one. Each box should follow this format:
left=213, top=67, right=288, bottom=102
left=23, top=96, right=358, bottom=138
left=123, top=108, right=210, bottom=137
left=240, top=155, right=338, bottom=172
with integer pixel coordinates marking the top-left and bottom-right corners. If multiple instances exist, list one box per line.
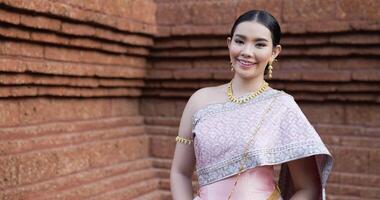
left=282, top=35, right=330, bottom=45
left=20, top=15, right=61, bottom=31
left=54, top=0, right=101, bottom=12
left=0, top=126, right=142, bottom=156
left=87, top=136, right=149, bottom=167
left=331, top=147, right=369, bottom=173
left=352, top=71, right=380, bottom=81
left=42, top=170, right=158, bottom=200
left=102, top=0, right=126, bottom=17
left=0, top=8, right=20, bottom=24
left=329, top=58, right=380, bottom=70
left=0, top=157, right=19, bottom=189
left=283, top=0, right=336, bottom=22
left=130, top=0, right=156, bottom=24
left=283, top=46, right=377, bottom=57
left=0, top=41, right=44, bottom=58
left=150, top=136, right=175, bottom=158
left=345, top=104, right=380, bottom=127
left=300, top=103, right=345, bottom=124
left=170, top=24, right=229, bottom=36
left=333, top=172, right=380, bottom=188
left=190, top=1, right=235, bottom=25
left=111, top=98, right=140, bottom=116
left=56, top=147, right=90, bottom=176
left=189, top=38, right=226, bottom=48
left=281, top=22, right=308, bottom=34
left=69, top=38, right=102, bottom=49
left=153, top=60, right=192, bottom=69
left=269, top=69, right=302, bottom=81
left=144, top=116, right=179, bottom=127
left=18, top=151, right=59, bottom=185
left=237, top=0, right=282, bottom=22
left=30, top=32, right=69, bottom=45
left=1, top=159, right=153, bottom=199
left=301, top=70, right=352, bottom=82
left=0, top=26, right=29, bottom=40
left=139, top=100, right=157, bottom=117
left=100, top=43, right=127, bottom=54
left=306, top=21, right=351, bottom=33
left=154, top=100, right=178, bottom=117
left=0, top=100, right=20, bottom=126
left=17, top=98, right=114, bottom=125
left=154, top=38, right=189, bottom=49
left=173, top=70, right=213, bottom=80
left=156, top=3, right=192, bottom=25
left=95, top=28, right=154, bottom=46
left=44, top=46, right=147, bottom=67
left=336, top=0, right=380, bottom=20
left=146, top=69, right=173, bottom=79
left=0, top=116, right=142, bottom=140
left=192, top=59, right=227, bottom=69
left=350, top=21, right=380, bottom=31
left=89, top=179, right=159, bottom=200
left=330, top=33, right=380, bottom=45
left=61, top=22, right=96, bottom=36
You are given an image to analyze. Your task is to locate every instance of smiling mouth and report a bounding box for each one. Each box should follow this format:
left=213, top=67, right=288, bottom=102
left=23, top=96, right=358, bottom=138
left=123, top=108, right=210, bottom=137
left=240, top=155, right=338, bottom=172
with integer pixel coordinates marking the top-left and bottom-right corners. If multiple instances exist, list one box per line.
left=237, top=59, right=257, bottom=67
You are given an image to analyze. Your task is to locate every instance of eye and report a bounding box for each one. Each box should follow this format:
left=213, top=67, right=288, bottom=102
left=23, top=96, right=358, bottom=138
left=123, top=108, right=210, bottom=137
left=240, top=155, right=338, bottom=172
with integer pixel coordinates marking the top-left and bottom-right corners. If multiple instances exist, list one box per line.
left=234, top=39, right=244, bottom=45
left=256, top=43, right=267, bottom=48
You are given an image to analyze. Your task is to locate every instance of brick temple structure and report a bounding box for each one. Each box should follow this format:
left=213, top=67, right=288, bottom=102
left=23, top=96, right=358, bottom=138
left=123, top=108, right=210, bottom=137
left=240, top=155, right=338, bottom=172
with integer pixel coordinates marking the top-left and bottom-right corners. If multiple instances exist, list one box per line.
left=0, top=0, right=379, bottom=199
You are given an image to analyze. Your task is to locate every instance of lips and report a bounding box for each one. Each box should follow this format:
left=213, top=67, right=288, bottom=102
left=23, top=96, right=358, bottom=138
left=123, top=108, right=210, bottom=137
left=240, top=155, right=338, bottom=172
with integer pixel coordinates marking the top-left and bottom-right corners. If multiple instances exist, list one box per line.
left=236, top=58, right=257, bottom=68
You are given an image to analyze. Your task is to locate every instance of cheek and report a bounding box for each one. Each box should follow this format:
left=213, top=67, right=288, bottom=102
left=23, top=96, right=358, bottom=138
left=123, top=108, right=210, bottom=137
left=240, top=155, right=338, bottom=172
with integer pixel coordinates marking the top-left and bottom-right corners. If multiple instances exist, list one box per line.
left=229, top=44, right=242, bottom=55
left=256, top=50, right=272, bottom=61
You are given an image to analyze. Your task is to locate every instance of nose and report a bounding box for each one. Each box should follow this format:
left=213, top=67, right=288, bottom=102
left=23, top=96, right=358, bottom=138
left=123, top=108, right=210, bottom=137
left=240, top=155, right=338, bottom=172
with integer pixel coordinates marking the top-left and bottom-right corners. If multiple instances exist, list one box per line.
left=241, top=44, right=254, bottom=58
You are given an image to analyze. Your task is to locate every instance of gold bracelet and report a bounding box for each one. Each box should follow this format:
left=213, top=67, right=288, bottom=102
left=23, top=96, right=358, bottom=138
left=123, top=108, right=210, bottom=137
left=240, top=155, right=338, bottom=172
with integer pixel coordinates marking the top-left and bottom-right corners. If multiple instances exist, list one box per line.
left=175, top=136, right=193, bottom=145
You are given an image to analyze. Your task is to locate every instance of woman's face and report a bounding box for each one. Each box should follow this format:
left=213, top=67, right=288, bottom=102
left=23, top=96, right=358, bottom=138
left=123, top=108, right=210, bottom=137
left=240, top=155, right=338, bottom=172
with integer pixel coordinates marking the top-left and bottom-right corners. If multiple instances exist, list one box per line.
left=227, top=21, right=281, bottom=79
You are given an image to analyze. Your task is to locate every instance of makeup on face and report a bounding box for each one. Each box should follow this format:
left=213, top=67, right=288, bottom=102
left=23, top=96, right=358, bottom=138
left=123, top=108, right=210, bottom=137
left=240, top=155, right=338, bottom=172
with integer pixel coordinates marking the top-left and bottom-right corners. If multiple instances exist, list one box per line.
left=229, top=21, right=274, bottom=74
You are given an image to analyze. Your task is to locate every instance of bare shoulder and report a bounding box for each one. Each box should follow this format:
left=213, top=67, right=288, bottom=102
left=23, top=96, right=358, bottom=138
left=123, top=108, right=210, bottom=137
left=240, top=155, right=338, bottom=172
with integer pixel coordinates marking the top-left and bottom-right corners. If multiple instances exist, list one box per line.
left=188, top=84, right=228, bottom=113
left=177, top=83, right=225, bottom=138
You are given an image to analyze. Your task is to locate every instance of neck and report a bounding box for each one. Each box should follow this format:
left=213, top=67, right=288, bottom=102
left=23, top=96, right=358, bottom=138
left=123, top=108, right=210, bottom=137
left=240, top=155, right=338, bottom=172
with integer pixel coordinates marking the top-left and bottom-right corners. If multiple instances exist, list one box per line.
left=230, top=75, right=266, bottom=97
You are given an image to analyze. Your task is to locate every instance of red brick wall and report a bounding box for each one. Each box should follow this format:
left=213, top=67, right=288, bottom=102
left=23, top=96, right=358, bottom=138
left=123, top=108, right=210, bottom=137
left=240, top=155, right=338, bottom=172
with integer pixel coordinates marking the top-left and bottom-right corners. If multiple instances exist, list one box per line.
left=0, top=0, right=162, bottom=199
left=1, top=0, right=380, bottom=199
left=150, top=1, right=380, bottom=200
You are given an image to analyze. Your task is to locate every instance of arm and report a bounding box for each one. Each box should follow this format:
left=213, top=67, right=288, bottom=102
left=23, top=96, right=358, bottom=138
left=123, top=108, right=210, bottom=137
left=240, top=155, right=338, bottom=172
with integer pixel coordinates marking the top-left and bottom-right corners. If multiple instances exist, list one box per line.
left=170, top=91, right=199, bottom=200
left=288, top=155, right=321, bottom=200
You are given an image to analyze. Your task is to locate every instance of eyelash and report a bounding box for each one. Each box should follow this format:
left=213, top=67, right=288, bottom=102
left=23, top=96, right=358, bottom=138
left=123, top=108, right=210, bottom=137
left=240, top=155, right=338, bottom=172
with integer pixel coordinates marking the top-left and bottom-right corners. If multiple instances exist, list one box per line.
left=234, top=39, right=266, bottom=47
left=234, top=39, right=244, bottom=44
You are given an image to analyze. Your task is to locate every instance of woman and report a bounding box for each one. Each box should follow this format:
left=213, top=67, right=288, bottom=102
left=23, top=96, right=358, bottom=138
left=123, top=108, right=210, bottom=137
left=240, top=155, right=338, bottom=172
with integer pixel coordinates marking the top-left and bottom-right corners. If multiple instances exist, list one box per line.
left=170, top=10, right=333, bottom=200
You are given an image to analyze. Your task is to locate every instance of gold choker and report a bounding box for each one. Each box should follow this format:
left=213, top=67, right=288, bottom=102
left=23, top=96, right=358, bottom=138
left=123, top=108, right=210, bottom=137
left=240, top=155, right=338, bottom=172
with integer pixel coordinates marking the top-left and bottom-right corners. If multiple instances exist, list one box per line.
left=227, top=81, right=269, bottom=104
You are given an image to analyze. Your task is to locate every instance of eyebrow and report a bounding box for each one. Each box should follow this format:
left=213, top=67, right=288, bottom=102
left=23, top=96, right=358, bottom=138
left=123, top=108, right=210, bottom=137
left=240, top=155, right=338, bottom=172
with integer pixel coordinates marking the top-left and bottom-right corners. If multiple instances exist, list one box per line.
left=234, top=34, right=269, bottom=42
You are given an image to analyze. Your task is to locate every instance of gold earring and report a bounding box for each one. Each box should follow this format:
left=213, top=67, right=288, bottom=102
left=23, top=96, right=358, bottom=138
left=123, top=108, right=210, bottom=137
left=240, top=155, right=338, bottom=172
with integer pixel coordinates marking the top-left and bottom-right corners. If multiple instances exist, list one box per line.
left=268, top=60, right=273, bottom=79
left=230, top=61, right=234, bottom=72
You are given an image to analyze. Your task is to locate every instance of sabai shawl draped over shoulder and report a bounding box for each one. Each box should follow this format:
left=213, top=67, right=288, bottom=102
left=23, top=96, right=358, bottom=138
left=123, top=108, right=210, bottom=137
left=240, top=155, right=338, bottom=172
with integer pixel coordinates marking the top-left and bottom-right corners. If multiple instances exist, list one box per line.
left=191, top=88, right=333, bottom=200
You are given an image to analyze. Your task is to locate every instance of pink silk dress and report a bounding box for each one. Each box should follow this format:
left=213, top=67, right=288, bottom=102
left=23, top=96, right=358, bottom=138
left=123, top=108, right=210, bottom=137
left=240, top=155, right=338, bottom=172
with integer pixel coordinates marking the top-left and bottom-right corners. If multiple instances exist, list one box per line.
left=191, top=88, right=333, bottom=200
left=193, top=166, right=282, bottom=200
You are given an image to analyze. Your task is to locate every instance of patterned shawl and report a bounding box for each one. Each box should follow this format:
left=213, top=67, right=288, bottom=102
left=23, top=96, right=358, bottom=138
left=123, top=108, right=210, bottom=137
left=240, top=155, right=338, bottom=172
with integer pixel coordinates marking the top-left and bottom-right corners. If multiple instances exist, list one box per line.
left=191, top=88, right=333, bottom=200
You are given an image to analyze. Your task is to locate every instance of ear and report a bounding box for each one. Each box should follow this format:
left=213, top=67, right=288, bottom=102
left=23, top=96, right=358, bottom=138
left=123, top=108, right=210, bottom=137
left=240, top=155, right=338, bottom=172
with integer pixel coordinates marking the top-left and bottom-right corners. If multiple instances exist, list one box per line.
left=271, top=44, right=282, bottom=60
left=227, top=37, right=232, bottom=49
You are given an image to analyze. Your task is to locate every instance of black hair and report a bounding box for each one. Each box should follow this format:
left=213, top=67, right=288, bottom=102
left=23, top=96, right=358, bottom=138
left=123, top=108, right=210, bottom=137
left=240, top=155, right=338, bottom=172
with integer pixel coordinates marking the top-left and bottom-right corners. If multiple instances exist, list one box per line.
left=230, top=10, right=281, bottom=46
left=230, top=10, right=281, bottom=75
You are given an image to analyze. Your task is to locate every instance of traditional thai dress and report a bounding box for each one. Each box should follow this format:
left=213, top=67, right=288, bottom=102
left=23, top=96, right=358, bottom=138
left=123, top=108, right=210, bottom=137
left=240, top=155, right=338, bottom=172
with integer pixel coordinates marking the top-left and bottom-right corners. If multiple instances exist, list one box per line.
left=191, top=88, right=333, bottom=200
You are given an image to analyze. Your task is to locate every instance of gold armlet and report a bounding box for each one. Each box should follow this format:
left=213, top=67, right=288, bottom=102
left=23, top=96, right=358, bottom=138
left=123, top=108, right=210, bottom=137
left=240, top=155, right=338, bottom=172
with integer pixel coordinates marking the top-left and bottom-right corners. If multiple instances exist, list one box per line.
left=175, top=136, right=193, bottom=145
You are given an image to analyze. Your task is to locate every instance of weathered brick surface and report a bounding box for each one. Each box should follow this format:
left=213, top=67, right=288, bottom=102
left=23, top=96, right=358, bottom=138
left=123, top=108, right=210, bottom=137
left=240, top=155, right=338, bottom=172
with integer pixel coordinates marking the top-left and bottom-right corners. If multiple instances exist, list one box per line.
left=0, top=0, right=379, bottom=199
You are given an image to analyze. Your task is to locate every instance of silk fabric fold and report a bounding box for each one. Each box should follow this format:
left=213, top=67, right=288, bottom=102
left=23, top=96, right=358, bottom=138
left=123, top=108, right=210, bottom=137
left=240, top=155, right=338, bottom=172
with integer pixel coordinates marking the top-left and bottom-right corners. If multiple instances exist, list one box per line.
left=191, top=88, right=333, bottom=200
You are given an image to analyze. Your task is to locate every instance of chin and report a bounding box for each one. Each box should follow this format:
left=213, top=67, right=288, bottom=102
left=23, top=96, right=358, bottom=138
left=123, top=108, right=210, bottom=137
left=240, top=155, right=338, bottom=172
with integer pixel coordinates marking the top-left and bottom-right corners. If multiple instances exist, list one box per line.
left=235, top=72, right=261, bottom=80
left=235, top=68, right=263, bottom=76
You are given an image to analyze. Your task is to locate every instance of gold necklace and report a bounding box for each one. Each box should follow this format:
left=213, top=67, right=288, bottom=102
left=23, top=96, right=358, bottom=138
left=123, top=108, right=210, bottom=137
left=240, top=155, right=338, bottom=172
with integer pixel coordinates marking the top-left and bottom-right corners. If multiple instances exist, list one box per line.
left=227, top=81, right=269, bottom=104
